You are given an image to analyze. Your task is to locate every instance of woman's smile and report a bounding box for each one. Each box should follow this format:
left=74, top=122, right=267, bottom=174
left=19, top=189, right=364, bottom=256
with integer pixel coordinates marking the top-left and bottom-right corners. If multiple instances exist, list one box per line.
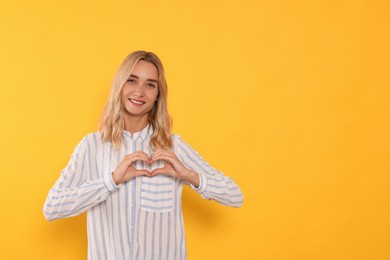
left=128, top=98, right=146, bottom=106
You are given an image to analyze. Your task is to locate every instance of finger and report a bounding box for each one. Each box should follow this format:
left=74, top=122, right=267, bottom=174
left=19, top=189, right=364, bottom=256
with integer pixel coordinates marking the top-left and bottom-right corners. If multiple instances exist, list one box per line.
left=132, top=169, right=151, bottom=177
left=150, top=165, right=171, bottom=177
left=150, top=150, right=172, bottom=159
left=125, top=153, right=150, bottom=164
left=151, top=152, right=180, bottom=164
left=136, top=151, right=154, bottom=164
left=150, top=151, right=176, bottom=163
left=152, top=155, right=178, bottom=167
left=126, top=150, right=149, bottom=160
left=149, top=150, right=162, bottom=161
left=135, top=150, right=152, bottom=162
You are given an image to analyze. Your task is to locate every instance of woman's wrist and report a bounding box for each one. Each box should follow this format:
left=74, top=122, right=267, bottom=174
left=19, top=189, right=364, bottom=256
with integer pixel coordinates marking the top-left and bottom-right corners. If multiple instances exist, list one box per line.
left=112, top=171, right=123, bottom=185
left=182, top=170, right=200, bottom=188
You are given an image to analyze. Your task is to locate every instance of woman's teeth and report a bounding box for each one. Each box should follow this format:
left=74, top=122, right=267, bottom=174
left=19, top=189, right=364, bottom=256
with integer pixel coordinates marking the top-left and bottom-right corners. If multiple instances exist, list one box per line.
left=129, top=99, right=145, bottom=105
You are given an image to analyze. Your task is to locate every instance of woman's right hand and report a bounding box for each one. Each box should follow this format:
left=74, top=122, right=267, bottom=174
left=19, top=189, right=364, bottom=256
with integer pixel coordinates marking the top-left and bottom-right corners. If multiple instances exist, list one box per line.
left=112, top=151, right=151, bottom=185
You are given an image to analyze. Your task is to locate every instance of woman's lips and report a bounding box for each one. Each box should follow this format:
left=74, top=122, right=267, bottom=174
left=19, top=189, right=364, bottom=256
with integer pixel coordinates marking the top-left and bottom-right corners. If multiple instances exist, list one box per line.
left=129, top=98, right=145, bottom=105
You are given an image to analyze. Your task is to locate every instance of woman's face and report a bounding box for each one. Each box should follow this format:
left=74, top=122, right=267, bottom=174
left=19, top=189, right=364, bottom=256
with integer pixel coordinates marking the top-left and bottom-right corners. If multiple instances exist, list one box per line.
left=121, top=60, right=159, bottom=121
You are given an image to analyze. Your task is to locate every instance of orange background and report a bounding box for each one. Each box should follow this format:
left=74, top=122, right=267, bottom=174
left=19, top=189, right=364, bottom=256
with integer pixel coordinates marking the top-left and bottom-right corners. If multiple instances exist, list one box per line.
left=0, top=0, right=389, bottom=259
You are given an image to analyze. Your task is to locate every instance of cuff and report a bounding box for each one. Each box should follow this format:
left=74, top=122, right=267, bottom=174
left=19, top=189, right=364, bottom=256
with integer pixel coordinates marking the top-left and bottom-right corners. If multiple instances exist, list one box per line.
left=104, top=172, right=121, bottom=191
left=189, top=172, right=207, bottom=194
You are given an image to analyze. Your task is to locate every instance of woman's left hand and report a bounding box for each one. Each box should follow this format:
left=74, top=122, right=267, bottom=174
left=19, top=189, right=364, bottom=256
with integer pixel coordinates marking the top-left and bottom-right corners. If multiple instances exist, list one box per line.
left=150, top=150, right=200, bottom=187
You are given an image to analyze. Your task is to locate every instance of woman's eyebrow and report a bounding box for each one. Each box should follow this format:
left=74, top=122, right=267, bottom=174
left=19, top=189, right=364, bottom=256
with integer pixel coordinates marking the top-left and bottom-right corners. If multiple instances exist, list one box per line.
left=129, top=74, right=158, bottom=82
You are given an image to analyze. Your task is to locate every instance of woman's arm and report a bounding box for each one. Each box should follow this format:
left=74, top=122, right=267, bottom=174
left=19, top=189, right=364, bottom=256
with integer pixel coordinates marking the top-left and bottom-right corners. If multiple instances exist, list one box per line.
left=150, top=136, right=243, bottom=207
left=177, top=137, right=243, bottom=207
left=42, top=136, right=119, bottom=221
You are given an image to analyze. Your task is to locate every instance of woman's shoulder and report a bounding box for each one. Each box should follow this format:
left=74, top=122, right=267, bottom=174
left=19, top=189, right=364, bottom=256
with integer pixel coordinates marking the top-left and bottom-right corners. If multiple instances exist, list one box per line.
left=171, top=133, right=193, bottom=148
left=75, top=131, right=104, bottom=147
left=171, top=133, right=186, bottom=145
left=171, top=133, right=181, bottom=140
left=82, top=131, right=104, bottom=141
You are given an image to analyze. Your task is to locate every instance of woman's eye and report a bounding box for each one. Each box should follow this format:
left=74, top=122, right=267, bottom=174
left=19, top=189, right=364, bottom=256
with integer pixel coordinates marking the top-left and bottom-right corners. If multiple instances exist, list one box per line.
left=127, top=79, right=136, bottom=84
left=147, top=83, right=157, bottom=88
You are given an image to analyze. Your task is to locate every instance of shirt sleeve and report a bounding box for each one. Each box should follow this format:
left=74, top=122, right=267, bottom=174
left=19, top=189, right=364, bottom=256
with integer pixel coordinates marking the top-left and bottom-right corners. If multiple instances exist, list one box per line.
left=43, top=136, right=120, bottom=221
left=176, top=136, right=244, bottom=207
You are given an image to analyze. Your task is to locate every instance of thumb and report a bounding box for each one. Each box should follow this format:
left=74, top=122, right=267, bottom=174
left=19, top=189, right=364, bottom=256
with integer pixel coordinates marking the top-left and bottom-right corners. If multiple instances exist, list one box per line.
left=133, top=169, right=151, bottom=177
left=150, top=166, right=169, bottom=177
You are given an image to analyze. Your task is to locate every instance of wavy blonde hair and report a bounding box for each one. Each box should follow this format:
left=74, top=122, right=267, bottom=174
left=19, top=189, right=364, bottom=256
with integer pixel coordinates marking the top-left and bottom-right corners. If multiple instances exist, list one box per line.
left=99, top=50, right=173, bottom=150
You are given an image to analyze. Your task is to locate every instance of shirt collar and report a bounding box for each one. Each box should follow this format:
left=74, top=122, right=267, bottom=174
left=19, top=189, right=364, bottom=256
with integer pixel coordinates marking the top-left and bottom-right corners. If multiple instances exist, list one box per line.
left=123, top=124, right=153, bottom=141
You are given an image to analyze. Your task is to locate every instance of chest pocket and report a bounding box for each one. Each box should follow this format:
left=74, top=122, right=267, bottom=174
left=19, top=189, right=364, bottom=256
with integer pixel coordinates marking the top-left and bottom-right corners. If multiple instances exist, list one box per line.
left=140, top=176, right=174, bottom=212
left=139, top=159, right=175, bottom=213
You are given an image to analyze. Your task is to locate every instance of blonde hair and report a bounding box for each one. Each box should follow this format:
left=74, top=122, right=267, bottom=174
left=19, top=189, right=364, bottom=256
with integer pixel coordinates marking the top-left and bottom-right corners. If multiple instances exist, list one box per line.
left=99, top=50, right=173, bottom=150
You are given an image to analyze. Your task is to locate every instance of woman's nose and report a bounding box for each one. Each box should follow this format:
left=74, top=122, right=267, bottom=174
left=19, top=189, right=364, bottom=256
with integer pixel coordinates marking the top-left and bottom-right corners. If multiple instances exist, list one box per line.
left=133, top=83, right=145, bottom=96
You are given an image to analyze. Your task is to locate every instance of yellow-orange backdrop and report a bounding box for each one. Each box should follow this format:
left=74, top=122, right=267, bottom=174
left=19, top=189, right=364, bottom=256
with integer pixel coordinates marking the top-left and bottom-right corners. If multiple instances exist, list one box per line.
left=0, top=0, right=389, bottom=259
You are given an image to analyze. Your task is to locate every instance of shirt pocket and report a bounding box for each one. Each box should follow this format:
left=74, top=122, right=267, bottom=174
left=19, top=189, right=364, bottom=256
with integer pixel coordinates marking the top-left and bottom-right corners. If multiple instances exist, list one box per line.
left=140, top=175, right=174, bottom=212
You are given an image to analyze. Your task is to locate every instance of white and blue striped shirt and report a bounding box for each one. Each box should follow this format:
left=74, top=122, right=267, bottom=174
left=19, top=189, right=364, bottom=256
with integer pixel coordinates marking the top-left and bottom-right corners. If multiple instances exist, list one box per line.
left=43, top=125, right=243, bottom=260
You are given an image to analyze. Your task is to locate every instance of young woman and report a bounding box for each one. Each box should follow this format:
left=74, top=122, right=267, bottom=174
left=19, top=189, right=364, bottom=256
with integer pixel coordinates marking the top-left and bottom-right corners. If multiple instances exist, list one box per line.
left=43, top=50, right=243, bottom=260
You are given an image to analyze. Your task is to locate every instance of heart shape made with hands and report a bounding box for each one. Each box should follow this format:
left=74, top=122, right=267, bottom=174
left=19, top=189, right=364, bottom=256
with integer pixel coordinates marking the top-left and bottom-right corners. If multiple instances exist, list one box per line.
left=134, top=159, right=167, bottom=173
left=129, top=159, right=173, bottom=178
left=122, top=150, right=186, bottom=179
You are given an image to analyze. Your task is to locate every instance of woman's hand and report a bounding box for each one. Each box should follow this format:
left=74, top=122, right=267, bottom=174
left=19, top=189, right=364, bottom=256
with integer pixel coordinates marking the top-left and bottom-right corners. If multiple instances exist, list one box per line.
left=150, top=150, right=200, bottom=187
left=112, top=151, right=151, bottom=185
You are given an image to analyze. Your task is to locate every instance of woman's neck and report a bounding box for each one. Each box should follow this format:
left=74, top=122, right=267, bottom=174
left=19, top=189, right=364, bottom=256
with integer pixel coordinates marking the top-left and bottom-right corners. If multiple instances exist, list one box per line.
left=123, top=115, right=149, bottom=136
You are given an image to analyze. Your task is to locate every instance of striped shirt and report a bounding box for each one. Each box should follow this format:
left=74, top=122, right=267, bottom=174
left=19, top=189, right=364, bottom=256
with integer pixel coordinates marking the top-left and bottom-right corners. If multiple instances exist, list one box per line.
left=43, top=125, right=243, bottom=260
